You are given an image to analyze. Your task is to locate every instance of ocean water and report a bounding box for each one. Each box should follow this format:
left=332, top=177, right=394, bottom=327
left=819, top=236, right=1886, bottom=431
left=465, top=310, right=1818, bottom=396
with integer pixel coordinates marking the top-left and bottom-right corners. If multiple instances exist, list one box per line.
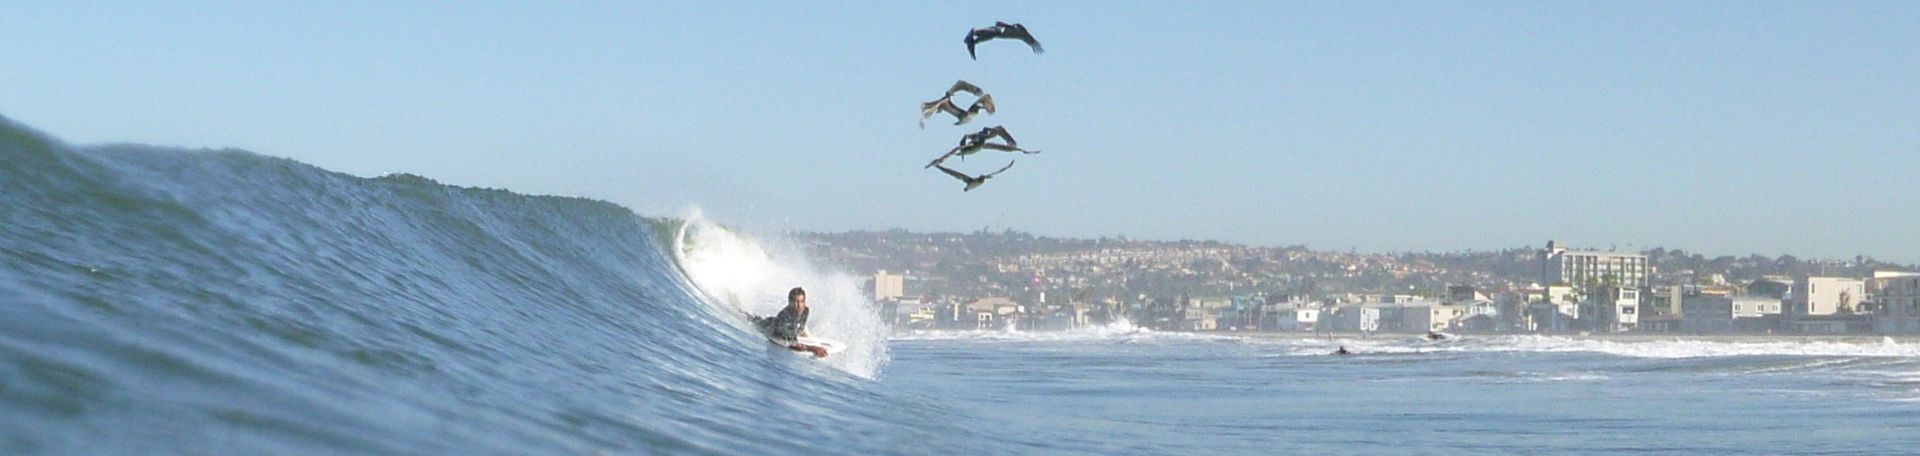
left=889, top=330, right=1920, bottom=455
left=6, top=114, right=1919, bottom=455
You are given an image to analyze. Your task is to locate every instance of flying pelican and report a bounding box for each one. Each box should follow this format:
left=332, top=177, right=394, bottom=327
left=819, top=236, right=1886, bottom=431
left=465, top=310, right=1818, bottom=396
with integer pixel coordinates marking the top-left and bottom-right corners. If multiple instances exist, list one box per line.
left=918, top=94, right=995, bottom=128
left=959, top=125, right=1018, bottom=148
left=926, top=126, right=1039, bottom=168
left=933, top=160, right=1016, bottom=192
left=965, top=22, right=1043, bottom=60
left=920, top=80, right=993, bottom=127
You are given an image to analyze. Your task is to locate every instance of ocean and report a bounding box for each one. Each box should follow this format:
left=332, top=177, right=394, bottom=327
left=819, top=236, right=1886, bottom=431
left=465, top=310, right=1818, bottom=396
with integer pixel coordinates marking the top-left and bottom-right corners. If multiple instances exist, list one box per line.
left=889, top=331, right=1920, bottom=455
left=5, top=115, right=1918, bottom=455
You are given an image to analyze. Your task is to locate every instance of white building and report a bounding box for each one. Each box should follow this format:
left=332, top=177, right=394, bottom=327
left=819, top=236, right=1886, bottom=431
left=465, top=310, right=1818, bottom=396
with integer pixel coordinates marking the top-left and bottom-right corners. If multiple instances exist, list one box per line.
left=1542, top=241, right=1651, bottom=289
left=1386, top=301, right=1465, bottom=333
left=1791, top=276, right=1866, bottom=317
left=872, top=270, right=905, bottom=301
left=1781, top=276, right=1867, bottom=333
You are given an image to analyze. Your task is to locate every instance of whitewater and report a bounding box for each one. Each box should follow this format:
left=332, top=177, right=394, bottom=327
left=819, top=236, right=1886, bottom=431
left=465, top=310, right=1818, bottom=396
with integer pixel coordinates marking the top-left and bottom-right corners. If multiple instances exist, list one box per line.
left=6, top=115, right=1920, bottom=455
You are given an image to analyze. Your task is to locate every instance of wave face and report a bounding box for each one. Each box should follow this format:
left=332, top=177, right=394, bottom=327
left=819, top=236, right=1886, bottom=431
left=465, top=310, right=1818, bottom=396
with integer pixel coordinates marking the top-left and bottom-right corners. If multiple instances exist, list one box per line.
left=0, top=117, right=975, bottom=454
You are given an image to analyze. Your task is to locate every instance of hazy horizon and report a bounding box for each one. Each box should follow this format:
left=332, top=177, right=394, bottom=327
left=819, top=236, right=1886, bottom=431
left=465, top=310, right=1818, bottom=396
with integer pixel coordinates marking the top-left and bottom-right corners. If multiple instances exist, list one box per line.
left=6, top=2, right=1915, bottom=263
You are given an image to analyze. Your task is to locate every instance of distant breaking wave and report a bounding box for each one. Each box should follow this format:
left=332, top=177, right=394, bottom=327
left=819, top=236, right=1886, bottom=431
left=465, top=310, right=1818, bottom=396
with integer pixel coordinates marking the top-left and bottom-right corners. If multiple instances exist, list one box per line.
left=1234, top=334, right=1920, bottom=359
left=892, top=319, right=1230, bottom=343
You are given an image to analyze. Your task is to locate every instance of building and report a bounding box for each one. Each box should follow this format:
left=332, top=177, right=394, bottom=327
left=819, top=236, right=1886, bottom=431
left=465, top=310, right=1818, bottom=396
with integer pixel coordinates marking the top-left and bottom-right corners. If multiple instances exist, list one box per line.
left=1382, top=301, right=1464, bottom=333
left=1747, top=276, right=1794, bottom=299
left=1635, top=286, right=1687, bottom=332
left=1522, top=285, right=1581, bottom=333
left=1327, top=304, right=1381, bottom=333
left=1447, top=285, right=1487, bottom=304
left=1647, top=285, right=1685, bottom=318
left=1184, top=296, right=1232, bottom=331
left=1528, top=302, right=1576, bottom=333
left=872, top=270, right=905, bottom=301
left=1270, top=307, right=1321, bottom=332
left=898, top=298, right=937, bottom=329
left=1787, top=276, right=1863, bottom=320
left=1541, top=241, right=1651, bottom=290
left=1787, top=276, right=1868, bottom=334
left=1872, top=272, right=1920, bottom=334
left=1590, top=285, right=1640, bottom=333
left=1455, top=300, right=1500, bottom=332
left=964, top=297, right=1017, bottom=330
left=1494, top=291, right=1532, bottom=332
left=1681, top=295, right=1781, bottom=333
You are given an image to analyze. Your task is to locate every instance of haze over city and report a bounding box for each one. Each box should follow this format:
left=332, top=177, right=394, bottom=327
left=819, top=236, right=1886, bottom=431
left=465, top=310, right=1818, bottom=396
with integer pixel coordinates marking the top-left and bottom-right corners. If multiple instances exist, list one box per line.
left=4, top=2, right=1916, bottom=262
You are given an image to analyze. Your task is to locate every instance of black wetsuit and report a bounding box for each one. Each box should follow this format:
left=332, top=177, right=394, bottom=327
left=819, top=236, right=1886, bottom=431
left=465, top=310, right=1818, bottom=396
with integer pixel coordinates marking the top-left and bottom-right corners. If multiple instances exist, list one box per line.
left=754, top=306, right=809, bottom=345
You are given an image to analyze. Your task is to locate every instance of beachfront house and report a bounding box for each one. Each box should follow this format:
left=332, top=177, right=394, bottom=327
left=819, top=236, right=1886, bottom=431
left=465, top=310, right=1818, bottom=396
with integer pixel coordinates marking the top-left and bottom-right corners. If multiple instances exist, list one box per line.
left=1681, top=295, right=1782, bottom=333
left=1873, top=272, right=1920, bottom=334
left=1327, top=304, right=1381, bottom=333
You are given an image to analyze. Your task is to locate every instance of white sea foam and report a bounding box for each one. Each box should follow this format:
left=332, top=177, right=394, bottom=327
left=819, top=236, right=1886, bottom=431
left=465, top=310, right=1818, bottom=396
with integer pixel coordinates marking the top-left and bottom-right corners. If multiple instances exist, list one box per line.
left=892, top=319, right=1231, bottom=343
left=670, top=209, right=889, bottom=378
left=1239, top=334, right=1920, bottom=359
left=1461, top=335, right=1920, bottom=359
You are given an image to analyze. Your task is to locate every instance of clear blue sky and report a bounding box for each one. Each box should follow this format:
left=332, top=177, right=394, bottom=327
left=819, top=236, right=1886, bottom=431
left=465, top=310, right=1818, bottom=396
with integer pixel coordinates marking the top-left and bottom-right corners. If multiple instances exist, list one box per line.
left=5, top=2, right=1916, bottom=263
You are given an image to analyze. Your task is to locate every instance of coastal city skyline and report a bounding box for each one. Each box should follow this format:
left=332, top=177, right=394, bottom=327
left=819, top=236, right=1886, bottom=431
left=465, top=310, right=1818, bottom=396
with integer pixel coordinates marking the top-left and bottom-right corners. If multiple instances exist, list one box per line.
left=6, top=2, right=1918, bottom=264
left=797, top=228, right=1919, bottom=336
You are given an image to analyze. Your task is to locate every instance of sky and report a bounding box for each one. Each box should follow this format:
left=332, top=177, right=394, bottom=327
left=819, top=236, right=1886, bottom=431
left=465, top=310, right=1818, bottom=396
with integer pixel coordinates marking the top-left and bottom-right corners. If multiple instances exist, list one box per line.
left=3, top=1, right=1917, bottom=263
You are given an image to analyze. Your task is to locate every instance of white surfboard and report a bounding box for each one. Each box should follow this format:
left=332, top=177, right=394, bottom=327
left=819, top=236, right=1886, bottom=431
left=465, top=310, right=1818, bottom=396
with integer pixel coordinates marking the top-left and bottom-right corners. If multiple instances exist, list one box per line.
left=793, top=336, right=847, bottom=357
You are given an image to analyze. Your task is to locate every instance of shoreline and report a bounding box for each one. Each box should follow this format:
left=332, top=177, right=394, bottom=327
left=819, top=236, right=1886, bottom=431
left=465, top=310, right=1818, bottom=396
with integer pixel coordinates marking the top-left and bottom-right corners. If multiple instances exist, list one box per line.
left=1209, top=331, right=1920, bottom=343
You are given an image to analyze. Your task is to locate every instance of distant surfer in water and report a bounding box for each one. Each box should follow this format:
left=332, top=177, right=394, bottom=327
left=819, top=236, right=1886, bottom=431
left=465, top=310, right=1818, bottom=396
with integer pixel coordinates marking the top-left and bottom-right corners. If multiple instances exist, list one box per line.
left=750, top=287, right=827, bottom=357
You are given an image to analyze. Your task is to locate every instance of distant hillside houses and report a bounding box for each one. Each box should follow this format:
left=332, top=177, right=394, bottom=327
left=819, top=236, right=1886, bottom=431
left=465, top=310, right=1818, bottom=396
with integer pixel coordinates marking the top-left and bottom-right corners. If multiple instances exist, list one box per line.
left=834, top=231, right=1920, bottom=335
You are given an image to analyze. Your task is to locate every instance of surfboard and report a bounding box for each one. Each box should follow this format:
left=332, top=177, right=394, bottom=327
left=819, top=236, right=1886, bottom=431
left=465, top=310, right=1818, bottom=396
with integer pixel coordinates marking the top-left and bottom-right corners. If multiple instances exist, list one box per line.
left=788, top=336, right=846, bottom=358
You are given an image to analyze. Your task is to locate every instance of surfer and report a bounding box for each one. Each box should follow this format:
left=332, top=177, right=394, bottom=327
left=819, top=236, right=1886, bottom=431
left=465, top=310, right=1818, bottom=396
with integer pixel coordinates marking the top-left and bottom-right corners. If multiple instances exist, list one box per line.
left=750, top=287, right=827, bottom=358
left=1334, top=346, right=1351, bottom=355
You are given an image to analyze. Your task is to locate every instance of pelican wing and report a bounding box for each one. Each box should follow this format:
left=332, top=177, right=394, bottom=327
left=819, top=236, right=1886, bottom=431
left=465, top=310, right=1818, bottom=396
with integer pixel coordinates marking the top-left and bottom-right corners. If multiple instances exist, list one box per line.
left=925, top=145, right=968, bottom=169
left=919, top=97, right=953, bottom=128
left=964, top=29, right=989, bottom=60
left=983, top=126, right=1016, bottom=146
left=990, top=159, right=1021, bottom=178
left=970, top=94, right=995, bottom=115
left=932, top=163, right=973, bottom=182
left=1007, top=25, right=1043, bottom=54
left=978, top=143, right=1037, bottom=154
left=947, top=80, right=984, bottom=98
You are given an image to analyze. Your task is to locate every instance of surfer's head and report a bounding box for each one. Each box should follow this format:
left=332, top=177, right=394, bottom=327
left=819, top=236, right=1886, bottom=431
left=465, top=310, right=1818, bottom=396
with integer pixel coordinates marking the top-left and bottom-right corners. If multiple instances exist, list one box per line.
left=788, top=287, right=807, bottom=309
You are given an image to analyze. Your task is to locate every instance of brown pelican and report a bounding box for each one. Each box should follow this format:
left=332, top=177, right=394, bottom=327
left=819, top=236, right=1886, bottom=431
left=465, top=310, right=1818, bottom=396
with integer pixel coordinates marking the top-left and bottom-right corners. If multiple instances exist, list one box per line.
left=960, top=125, right=1018, bottom=148
left=933, top=160, right=1016, bottom=192
left=926, top=126, right=1039, bottom=168
left=965, top=22, right=1043, bottom=60
left=918, top=94, right=995, bottom=128
left=920, top=80, right=994, bottom=127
